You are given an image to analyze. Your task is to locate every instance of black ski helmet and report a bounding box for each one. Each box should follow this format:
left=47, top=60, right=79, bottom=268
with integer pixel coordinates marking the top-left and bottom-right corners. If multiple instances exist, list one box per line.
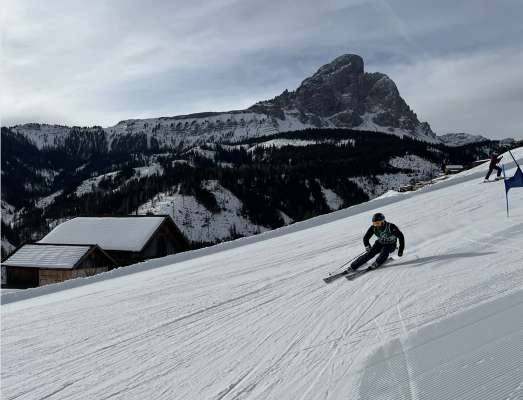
left=372, top=212, right=385, bottom=222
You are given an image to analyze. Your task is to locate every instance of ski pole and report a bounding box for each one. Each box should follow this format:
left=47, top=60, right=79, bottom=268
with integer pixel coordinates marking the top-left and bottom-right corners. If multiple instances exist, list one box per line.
left=334, top=250, right=367, bottom=273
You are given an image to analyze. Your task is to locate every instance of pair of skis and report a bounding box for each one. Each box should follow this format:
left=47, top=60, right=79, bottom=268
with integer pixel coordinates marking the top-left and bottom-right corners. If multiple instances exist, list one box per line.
left=481, top=177, right=503, bottom=183
left=323, top=257, right=394, bottom=284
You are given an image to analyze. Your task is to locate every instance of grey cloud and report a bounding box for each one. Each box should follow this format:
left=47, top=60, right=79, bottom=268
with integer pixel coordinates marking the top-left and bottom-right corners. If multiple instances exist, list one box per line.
left=2, top=0, right=522, bottom=139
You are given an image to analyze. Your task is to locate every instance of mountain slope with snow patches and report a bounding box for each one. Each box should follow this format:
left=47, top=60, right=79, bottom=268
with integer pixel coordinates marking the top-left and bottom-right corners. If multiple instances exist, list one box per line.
left=135, top=180, right=270, bottom=243
left=2, top=148, right=522, bottom=400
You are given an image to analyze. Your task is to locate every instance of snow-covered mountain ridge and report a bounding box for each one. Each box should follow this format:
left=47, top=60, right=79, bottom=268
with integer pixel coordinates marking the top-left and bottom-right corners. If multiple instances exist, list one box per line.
left=2, top=147, right=522, bottom=399
left=439, top=132, right=489, bottom=147
left=9, top=54, right=443, bottom=151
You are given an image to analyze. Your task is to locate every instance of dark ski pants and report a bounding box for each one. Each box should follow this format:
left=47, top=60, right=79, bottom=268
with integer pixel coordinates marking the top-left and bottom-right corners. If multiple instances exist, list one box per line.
left=485, top=165, right=502, bottom=179
left=351, top=242, right=396, bottom=270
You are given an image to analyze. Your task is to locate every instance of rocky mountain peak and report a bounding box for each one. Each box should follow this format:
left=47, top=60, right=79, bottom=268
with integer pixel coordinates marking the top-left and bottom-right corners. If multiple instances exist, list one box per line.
left=252, top=54, right=436, bottom=141
left=313, top=54, right=364, bottom=78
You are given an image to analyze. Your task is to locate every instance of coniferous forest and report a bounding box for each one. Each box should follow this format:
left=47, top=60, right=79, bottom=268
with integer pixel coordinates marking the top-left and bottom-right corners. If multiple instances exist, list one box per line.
left=2, top=126, right=515, bottom=255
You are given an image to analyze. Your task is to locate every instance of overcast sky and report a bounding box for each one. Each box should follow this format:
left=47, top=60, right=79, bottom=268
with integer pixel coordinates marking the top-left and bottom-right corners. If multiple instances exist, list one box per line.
left=2, top=0, right=522, bottom=139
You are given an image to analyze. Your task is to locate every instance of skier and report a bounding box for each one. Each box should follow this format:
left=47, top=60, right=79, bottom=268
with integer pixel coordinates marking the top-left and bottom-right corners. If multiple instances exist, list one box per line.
left=484, top=152, right=503, bottom=181
left=349, top=213, right=405, bottom=271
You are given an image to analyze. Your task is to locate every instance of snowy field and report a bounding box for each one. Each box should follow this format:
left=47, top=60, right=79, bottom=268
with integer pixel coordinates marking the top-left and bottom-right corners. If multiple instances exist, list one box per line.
left=1, top=148, right=522, bottom=400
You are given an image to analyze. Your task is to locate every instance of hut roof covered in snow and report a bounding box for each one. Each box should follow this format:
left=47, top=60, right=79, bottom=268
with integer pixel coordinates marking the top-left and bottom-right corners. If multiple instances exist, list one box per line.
left=39, top=216, right=172, bottom=252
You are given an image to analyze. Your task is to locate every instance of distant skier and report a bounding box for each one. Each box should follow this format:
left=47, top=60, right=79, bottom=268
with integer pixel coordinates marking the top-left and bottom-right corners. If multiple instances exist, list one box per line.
left=484, top=152, right=503, bottom=181
left=350, top=213, right=405, bottom=271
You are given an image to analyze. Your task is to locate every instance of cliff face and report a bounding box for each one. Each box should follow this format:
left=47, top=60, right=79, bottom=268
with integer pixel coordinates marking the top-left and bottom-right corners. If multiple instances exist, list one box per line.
left=251, top=54, right=436, bottom=140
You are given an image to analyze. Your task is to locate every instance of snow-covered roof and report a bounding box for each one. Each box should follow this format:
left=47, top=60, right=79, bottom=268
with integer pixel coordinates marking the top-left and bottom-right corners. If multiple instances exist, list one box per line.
left=39, top=217, right=166, bottom=251
left=3, top=244, right=92, bottom=269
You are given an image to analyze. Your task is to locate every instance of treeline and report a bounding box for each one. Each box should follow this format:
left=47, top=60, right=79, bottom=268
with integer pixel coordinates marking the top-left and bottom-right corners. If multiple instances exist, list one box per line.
left=2, top=127, right=510, bottom=248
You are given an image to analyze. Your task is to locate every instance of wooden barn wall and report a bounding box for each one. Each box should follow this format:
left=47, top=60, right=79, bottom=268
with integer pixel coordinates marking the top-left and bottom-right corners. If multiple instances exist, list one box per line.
left=38, top=269, right=74, bottom=286
left=39, top=267, right=108, bottom=286
left=141, top=222, right=183, bottom=259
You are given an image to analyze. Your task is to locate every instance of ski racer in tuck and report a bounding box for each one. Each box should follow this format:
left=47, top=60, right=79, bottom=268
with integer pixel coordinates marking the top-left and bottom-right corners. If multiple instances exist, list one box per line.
left=350, top=213, right=405, bottom=271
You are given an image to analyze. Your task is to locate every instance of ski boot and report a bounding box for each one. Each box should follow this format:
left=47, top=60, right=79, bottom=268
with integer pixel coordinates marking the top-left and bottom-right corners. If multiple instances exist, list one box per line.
left=367, top=261, right=379, bottom=270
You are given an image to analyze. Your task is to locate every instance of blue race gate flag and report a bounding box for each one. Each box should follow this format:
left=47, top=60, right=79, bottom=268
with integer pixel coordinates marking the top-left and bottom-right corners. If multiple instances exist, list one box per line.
left=504, top=164, right=523, bottom=193
left=503, top=150, right=523, bottom=216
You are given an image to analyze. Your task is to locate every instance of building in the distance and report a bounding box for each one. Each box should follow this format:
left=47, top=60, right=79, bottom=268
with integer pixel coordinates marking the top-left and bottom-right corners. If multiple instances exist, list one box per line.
left=2, top=243, right=117, bottom=288
left=444, top=165, right=465, bottom=174
left=39, top=215, right=190, bottom=266
left=1, top=215, right=190, bottom=288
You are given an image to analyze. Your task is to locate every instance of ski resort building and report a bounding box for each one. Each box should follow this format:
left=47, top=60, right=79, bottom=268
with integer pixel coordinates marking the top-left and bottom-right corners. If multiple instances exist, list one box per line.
left=38, top=215, right=190, bottom=267
left=1, top=243, right=117, bottom=288
left=444, top=164, right=465, bottom=174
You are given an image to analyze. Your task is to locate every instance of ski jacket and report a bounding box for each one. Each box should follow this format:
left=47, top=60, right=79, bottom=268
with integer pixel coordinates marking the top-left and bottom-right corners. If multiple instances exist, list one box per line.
left=489, top=155, right=502, bottom=167
left=363, top=222, right=405, bottom=252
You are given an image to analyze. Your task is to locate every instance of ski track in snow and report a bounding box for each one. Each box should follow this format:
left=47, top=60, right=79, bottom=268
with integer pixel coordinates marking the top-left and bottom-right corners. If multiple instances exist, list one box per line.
left=1, top=148, right=523, bottom=399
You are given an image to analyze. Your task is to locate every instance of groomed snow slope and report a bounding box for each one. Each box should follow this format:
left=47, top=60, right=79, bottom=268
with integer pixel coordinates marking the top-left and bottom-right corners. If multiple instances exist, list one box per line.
left=2, top=148, right=522, bottom=400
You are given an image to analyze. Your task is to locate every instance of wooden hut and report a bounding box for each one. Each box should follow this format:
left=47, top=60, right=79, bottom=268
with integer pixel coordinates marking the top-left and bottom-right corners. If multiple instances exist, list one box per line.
left=2, top=243, right=117, bottom=288
left=39, top=215, right=190, bottom=266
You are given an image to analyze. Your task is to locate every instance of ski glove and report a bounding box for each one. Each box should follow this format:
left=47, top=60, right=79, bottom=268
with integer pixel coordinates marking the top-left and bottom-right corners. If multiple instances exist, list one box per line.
left=397, top=249, right=403, bottom=257
left=365, top=245, right=371, bottom=252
